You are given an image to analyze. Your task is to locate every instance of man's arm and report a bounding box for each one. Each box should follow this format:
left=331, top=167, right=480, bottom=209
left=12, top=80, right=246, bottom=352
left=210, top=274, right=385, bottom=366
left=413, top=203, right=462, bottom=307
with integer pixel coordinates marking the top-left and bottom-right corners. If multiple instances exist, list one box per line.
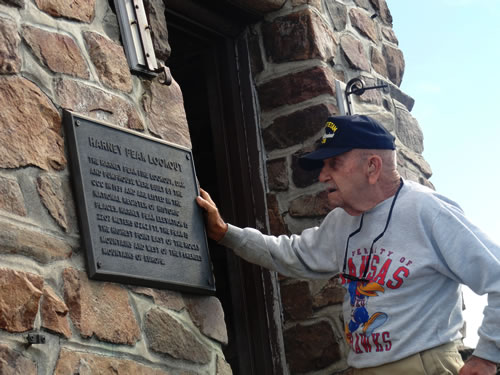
left=196, top=188, right=341, bottom=279
left=430, top=203, right=500, bottom=370
left=196, top=188, right=228, bottom=242
left=459, top=355, right=497, bottom=375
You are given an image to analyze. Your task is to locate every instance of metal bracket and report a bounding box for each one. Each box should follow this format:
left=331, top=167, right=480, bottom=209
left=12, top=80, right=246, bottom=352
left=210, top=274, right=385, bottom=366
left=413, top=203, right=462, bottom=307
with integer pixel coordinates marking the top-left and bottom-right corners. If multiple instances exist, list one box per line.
left=345, top=77, right=388, bottom=115
left=26, top=333, right=46, bottom=346
left=156, top=65, right=172, bottom=86
left=114, top=0, right=158, bottom=77
left=132, top=0, right=157, bottom=71
left=335, top=80, right=346, bottom=115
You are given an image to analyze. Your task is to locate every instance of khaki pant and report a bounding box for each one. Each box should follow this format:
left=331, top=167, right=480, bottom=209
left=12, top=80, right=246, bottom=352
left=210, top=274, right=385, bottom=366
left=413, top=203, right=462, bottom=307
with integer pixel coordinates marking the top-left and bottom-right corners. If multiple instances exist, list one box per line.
left=353, top=341, right=464, bottom=375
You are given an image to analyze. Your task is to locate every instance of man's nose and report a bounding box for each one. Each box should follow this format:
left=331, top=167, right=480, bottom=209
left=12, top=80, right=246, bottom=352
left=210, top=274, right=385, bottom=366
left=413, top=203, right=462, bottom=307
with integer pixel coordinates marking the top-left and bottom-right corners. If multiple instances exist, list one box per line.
left=318, top=162, right=329, bottom=182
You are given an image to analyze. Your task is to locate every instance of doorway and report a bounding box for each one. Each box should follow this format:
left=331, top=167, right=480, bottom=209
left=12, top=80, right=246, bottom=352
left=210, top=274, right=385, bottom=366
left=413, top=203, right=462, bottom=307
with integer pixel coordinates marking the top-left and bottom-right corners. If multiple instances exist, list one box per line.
left=165, top=4, right=285, bottom=374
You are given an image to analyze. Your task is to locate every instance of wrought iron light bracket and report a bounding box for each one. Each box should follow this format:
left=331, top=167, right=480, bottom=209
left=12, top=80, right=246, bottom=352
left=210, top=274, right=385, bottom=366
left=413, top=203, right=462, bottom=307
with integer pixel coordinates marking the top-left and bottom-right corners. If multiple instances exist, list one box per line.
left=344, top=77, right=388, bottom=115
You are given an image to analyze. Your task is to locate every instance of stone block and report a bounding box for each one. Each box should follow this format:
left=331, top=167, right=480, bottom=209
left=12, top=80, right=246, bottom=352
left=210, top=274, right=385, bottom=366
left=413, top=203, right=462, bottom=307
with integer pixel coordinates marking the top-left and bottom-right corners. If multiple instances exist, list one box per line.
left=367, top=110, right=395, bottom=133
left=280, top=281, right=313, bottom=321
left=37, top=174, right=69, bottom=232
left=144, top=0, right=171, bottom=62
left=0, top=268, right=43, bottom=332
left=340, top=34, right=370, bottom=72
left=284, top=321, right=341, bottom=373
left=22, top=26, right=89, bottom=79
left=325, top=0, right=347, bottom=31
left=34, top=0, right=95, bottom=23
left=0, top=0, right=24, bottom=7
left=55, top=78, right=144, bottom=130
left=262, top=9, right=336, bottom=63
left=399, top=148, right=432, bottom=179
left=289, top=191, right=330, bottom=217
left=267, top=193, right=288, bottom=235
left=263, top=102, right=337, bottom=151
left=349, top=8, right=378, bottom=43
left=369, top=0, right=392, bottom=25
left=395, top=103, right=423, bottom=153
left=389, top=83, right=414, bottom=111
left=185, top=295, right=228, bottom=344
left=142, top=79, right=191, bottom=148
left=0, top=344, right=37, bottom=375
left=0, top=18, right=21, bottom=74
left=381, top=27, right=398, bottom=44
left=132, top=287, right=186, bottom=311
left=312, top=277, right=345, bottom=308
left=102, top=4, right=121, bottom=41
left=353, top=0, right=371, bottom=10
left=291, top=146, right=321, bottom=188
left=267, top=158, right=288, bottom=191
left=83, top=31, right=132, bottom=93
left=0, top=220, right=72, bottom=263
left=145, top=307, right=211, bottom=364
left=54, top=348, right=170, bottom=375
left=371, top=47, right=388, bottom=78
left=41, top=286, right=71, bottom=338
left=382, top=43, right=404, bottom=86
left=0, top=175, right=27, bottom=216
left=354, top=76, right=382, bottom=106
left=398, top=164, right=421, bottom=185
left=258, top=67, right=336, bottom=111
left=0, top=76, right=65, bottom=171
left=216, top=354, right=233, bottom=375
left=63, top=268, right=140, bottom=345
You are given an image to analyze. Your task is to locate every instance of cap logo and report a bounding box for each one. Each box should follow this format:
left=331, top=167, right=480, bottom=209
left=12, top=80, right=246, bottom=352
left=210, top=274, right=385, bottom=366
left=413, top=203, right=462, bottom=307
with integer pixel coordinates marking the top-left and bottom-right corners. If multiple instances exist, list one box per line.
left=321, top=121, right=338, bottom=144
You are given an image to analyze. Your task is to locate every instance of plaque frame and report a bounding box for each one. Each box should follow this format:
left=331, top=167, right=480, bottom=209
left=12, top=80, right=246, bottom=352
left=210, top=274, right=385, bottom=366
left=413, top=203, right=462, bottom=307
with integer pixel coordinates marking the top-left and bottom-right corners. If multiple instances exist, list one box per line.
left=63, top=110, right=215, bottom=294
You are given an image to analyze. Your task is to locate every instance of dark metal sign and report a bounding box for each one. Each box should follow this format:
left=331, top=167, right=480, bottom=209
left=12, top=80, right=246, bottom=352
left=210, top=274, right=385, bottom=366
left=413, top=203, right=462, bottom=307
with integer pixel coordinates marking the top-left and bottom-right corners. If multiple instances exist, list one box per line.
left=63, top=110, right=215, bottom=294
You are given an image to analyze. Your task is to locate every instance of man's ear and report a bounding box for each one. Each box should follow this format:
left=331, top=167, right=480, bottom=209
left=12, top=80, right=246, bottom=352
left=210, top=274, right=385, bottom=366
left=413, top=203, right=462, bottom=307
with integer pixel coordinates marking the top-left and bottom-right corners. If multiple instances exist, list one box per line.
left=366, top=155, right=382, bottom=184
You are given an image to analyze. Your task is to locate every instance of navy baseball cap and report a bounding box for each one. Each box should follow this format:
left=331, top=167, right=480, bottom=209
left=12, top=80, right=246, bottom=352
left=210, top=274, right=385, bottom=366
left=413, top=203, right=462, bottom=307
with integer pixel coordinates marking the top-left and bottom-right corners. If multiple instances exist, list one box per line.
left=299, top=115, right=395, bottom=170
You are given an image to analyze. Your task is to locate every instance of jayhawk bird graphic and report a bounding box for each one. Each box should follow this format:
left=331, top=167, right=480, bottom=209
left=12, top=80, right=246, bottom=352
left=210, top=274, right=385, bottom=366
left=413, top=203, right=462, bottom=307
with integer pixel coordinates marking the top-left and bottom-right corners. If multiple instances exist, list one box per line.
left=345, top=280, right=388, bottom=345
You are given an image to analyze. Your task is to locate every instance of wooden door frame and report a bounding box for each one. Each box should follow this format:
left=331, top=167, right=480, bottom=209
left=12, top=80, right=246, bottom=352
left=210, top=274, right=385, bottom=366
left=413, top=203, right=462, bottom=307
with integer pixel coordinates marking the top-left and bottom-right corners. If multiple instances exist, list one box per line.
left=165, top=3, right=286, bottom=374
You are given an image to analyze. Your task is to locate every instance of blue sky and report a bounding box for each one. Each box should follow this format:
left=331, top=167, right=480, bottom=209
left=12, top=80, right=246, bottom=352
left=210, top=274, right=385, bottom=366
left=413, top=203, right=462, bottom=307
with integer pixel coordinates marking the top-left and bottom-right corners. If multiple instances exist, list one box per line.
left=386, top=0, right=500, bottom=348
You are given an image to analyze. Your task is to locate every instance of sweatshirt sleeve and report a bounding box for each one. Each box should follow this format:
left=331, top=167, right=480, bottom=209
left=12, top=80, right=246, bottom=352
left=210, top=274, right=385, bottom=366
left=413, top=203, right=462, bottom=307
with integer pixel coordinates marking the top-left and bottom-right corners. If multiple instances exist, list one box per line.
left=431, top=203, right=500, bottom=363
left=219, top=222, right=341, bottom=280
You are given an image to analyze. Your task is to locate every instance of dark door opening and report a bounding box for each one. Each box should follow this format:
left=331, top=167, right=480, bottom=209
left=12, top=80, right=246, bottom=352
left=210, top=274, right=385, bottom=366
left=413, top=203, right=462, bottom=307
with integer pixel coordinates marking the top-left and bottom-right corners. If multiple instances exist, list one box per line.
left=167, top=25, right=240, bottom=368
left=166, top=5, right=284, bottom=374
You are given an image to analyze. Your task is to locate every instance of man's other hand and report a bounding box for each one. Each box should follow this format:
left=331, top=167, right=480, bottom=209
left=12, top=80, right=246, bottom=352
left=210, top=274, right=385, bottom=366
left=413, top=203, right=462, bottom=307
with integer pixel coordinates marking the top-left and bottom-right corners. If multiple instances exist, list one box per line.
left=196, top=188, right=228, bottom=242
left=459, top=355, right=497, bottom=375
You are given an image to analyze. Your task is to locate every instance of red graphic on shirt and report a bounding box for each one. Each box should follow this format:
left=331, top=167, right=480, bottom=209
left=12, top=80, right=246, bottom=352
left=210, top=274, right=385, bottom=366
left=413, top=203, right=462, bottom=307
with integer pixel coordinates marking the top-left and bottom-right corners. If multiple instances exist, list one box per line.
left=350, top=331, right=392, bottom=353
left=340, top=248, right=414, bottom=355
left=340, top=248, right=412, bottom=289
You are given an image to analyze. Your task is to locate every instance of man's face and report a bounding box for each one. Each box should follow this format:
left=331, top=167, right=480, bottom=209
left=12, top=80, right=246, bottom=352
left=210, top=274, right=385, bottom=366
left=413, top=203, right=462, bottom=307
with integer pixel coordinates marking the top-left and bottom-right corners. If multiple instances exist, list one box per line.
left=318, top=150, right=366, bottom=216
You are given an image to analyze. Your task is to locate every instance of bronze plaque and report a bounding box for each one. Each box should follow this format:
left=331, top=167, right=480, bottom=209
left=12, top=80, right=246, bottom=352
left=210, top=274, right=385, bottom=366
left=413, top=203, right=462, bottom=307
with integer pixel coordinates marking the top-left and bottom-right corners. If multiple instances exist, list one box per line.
left=63, top=110, right=215, bottom=294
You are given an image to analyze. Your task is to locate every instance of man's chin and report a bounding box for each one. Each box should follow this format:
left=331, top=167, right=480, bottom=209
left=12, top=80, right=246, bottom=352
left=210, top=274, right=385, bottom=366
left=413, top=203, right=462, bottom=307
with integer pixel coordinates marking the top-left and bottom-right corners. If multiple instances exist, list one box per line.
left=326, top=198, right=341, bottom=210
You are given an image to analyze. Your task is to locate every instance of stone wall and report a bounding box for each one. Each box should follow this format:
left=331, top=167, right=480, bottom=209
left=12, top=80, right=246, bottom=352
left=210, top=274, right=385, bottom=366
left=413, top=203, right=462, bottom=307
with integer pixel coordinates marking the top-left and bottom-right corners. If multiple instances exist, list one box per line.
left=0, top=0, right=433, bottom=374
left=0, top=1, right=230, bottom=374
left=246, top=0, right=432, bottom=373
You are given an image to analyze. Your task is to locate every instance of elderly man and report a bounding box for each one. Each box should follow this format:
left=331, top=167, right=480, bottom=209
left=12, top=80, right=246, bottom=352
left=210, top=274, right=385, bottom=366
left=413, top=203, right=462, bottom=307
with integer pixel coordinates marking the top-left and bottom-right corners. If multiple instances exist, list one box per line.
left=196, top=115, right=499, bottom=375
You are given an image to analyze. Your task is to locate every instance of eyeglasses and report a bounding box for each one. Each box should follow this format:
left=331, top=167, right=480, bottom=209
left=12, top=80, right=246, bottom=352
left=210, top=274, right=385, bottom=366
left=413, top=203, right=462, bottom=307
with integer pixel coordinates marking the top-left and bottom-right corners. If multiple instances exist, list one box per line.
left=341, top=178, right=404, bottom=283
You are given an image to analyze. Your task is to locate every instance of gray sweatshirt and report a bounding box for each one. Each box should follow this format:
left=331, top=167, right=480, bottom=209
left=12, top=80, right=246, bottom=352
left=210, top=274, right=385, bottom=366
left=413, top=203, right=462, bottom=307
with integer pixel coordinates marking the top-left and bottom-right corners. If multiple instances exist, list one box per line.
left=220, top=180, right=500, bottom=368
